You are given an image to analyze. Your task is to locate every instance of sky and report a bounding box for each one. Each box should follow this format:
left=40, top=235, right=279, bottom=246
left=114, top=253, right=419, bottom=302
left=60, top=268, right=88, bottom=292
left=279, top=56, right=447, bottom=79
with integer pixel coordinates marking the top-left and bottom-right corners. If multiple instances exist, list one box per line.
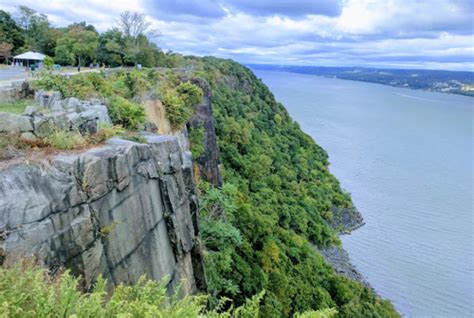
left=1, top=0, right=473, bottom=71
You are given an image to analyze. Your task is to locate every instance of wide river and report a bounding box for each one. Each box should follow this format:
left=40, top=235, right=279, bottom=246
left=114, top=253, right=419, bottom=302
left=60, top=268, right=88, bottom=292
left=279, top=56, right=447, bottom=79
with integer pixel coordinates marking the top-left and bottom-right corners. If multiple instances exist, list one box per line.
left=254, top=70, right=473, bottom=317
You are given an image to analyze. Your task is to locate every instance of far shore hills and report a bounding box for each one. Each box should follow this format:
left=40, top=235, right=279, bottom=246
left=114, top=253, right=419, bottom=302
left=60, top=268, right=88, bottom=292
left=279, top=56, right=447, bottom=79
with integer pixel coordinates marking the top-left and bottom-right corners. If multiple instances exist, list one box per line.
left=248, top=64, right=474, bottom=97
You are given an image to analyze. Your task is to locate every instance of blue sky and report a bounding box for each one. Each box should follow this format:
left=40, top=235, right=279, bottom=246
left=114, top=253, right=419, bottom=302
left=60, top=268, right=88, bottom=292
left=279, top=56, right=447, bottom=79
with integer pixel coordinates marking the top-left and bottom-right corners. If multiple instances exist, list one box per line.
left=1, top=0, right=473, bottom=70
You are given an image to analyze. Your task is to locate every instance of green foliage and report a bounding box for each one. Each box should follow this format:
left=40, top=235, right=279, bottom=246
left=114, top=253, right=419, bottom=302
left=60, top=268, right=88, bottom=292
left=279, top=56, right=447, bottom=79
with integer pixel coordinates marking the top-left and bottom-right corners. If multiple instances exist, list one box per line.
left=189, top=123, right=205, bottom=158
left=160, top=86, right=190, bottom=129
left=193, top=57, right=399, bottom=317
left=16, top=6, right=57, bottom=56
left=198, top=183, right=242, bottom=305
left=107, top=96, right=146, bottom=129
left=177, top=81, right=203, bottom=108
left=294, top=308, right=338, bottom=318
left=94, top=123, right=125, bottom=142
left=0, top=10, right=24, bottom=52
left=43, top=56, right=54, bottom=70
left=44, top=129, right=86, bottom=150
left=0, top=263, right=266, bottom=318
left=32, top=71, right=111, bottom=99
left=55, top=24, right=98, bottom=66
left=160, top=81, right=203, bottom=130
left=124, top=69, right=152, bottom=97
left=31, top=72, right=68, bottom=96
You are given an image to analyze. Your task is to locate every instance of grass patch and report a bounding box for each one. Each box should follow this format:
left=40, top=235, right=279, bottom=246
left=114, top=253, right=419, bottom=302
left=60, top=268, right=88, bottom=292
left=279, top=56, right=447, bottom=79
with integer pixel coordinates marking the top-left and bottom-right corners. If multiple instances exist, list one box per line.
left=44, top=130, right=87, bottom=150
left=0, top=99, right=32, bottom=115
left=122, top=132, right=147, bottom=144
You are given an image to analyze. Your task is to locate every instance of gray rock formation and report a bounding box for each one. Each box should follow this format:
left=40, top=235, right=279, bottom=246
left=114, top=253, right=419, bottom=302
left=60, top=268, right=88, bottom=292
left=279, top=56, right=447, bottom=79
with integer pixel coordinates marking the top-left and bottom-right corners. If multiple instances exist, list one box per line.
left=0, top=81, right=33, bottom=102
left=330, top=206, right=365, bottom=234
left=0, top=91, right=112, bottom=138
left=32, top=91, right=112, bottom=137
left=0, top=135, right=206, bottom=294
left=0, top=113, right=33, bottom=133
left=187, top=78, right=222, bottom=187
left=319, top=246, right=372, bottom=289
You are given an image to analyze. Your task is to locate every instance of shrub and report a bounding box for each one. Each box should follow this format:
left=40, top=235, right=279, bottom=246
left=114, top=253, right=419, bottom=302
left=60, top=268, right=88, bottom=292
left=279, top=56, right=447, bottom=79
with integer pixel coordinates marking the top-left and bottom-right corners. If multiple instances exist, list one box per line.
left=189, top=124, right=205, bottom=158
left=43, top=56, right=54, bottom=70
left=44, top=130, right=87, bottom=150
left=125, top=69, right=152, bottom=98
left=161, top=87, right=191, bottom=130
left=177, top=81, right=203, bottom=107
left=107, top=96, right=146, bottom=129
left=93, top=124, right=125, bottom=143
left=31, top=72, right=68, bottom=96
left=33, top=72, right=111, bottom=99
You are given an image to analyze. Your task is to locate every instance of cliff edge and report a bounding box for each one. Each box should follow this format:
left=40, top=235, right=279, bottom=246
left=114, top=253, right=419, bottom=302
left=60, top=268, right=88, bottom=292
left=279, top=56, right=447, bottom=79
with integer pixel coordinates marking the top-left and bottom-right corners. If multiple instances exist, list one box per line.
left=0, top=134, right=206, bottom=294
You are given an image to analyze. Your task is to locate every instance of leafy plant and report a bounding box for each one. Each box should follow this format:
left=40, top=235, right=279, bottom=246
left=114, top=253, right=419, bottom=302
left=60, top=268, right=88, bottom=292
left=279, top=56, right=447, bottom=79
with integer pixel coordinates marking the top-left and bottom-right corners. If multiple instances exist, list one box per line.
left=0, top=262, right=266, bottom=317
left=160, top=80, right=203, bottom=130
left=93, top=123, right=125, bottom=142
left=107, top=96, right=146, bottom=129
left=43, top=56, right=54, bottom=70
left=177, top=81, right=203, bottom=108
left=189, top=124, right=205, bottom=158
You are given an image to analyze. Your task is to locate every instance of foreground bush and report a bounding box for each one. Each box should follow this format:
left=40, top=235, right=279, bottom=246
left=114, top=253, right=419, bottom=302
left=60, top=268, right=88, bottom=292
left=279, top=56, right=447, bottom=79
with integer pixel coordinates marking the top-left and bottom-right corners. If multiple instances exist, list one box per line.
left=0, top=263, right=269, bottom=318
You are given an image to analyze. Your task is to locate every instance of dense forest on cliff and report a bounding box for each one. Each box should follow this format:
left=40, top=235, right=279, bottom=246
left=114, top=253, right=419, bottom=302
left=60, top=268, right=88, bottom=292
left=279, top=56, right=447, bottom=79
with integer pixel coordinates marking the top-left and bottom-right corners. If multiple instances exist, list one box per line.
left=187, top=57, right=398, bottom=317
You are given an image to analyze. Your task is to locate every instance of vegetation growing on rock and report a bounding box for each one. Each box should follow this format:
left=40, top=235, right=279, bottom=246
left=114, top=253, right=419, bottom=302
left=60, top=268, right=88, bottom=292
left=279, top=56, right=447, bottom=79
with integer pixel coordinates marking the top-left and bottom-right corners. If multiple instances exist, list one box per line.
left=191, top=57, right=399, bottom=317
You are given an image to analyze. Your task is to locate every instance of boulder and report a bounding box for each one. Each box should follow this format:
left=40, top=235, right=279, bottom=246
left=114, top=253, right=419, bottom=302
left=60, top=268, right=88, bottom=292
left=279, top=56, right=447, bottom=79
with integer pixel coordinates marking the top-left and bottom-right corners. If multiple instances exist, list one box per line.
left=0, top=112, right=33, bottom=133
left=35, top=90, right=62, bottom=108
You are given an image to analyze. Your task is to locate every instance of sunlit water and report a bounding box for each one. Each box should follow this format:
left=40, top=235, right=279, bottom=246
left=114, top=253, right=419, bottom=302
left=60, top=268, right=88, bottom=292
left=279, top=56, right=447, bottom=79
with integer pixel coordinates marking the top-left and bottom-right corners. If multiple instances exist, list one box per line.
left=254, top=70, right=474, bottom=317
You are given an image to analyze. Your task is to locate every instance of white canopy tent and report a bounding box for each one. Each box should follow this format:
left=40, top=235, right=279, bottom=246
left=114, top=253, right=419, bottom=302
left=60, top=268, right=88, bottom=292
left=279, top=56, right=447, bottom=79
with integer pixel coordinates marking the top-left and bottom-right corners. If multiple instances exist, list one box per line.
left=12, top=51, right=46, bottom=67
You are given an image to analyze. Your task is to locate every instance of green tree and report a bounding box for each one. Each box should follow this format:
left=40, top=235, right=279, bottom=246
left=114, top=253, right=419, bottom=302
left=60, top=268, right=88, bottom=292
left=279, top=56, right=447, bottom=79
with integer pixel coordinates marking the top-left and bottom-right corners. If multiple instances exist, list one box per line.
left=119, top=11, right=160, bottom=66
left=0, top=10, right=24, bottom=53
left=55, top=24, right=98, bottom=70
left=15, top=6, right=57, bottom=56
left=97, top=28, right=125, bottom=66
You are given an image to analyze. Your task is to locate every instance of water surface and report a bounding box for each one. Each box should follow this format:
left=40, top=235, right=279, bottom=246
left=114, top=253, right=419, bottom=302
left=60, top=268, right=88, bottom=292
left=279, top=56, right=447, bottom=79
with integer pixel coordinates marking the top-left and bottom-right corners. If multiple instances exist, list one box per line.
left=254, top=70, right=473, bottom=317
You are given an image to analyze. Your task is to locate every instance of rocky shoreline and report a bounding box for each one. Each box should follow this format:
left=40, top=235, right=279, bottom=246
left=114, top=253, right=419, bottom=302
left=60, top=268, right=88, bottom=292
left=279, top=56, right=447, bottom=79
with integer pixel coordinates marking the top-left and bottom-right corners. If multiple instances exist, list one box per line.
left=319, top=206, right=373, bottom=289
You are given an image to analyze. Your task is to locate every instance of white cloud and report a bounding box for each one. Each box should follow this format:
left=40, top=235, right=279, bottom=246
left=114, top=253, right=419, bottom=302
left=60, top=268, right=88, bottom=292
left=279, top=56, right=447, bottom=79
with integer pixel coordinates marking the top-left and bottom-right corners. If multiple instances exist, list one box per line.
left=1, top=0, right=472, bottom=70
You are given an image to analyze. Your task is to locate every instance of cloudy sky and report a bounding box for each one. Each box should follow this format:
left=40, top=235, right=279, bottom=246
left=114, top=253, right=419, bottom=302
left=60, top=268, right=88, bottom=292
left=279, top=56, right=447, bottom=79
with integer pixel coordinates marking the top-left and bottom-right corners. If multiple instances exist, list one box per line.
left=1, top=0, right=473, bottom=70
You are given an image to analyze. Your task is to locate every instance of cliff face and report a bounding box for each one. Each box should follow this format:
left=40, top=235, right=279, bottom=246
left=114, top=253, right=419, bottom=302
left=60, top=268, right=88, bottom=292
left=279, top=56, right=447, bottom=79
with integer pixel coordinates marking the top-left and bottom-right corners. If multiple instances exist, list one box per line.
left=188, top=78, right=222, bottom=187
left=0, top=135, right=206, bottom=294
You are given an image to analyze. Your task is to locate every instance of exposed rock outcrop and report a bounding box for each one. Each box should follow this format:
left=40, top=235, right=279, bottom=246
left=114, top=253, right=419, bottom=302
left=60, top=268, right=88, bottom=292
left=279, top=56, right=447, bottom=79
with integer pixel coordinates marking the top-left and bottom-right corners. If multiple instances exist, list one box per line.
left=0, top=135, right=206, bottom=294
left=188, top=78, right=222, bottom=187
left=0, top=81, right=33, bottom=102
left=330, top=206, right=365, bottom=234
left=319, top=246, right=372, bottom=289
left=0, top=91, right=111, bottom=139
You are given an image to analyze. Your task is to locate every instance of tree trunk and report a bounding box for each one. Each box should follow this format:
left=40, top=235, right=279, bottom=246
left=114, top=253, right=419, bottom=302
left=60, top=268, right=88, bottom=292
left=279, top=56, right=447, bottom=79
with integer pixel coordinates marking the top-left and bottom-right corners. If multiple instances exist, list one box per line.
left=77, top=56, right=81, bottom=72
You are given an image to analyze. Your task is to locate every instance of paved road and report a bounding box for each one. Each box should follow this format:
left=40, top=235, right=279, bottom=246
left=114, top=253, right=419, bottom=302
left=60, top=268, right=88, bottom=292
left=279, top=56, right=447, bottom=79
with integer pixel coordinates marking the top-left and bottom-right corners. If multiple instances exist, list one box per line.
left=0, top=68, right=31, bottom=87
left=0, top=68, right=30, bottom=80
left=0, top=67, right=101, bottom=87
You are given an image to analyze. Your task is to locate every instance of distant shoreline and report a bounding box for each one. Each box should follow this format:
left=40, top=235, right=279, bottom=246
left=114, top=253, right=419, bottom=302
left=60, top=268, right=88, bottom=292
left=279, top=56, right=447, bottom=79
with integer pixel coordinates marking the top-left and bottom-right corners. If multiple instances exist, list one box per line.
left=249, top=65, right=474, bottom=97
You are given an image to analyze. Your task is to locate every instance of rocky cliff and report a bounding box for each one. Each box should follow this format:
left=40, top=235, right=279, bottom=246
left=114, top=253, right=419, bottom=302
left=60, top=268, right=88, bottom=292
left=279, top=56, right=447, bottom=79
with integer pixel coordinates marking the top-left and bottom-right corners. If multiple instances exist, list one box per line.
left=0, top=134, right=206, bottom=294
left=187, top=78, right=222, bottom=187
